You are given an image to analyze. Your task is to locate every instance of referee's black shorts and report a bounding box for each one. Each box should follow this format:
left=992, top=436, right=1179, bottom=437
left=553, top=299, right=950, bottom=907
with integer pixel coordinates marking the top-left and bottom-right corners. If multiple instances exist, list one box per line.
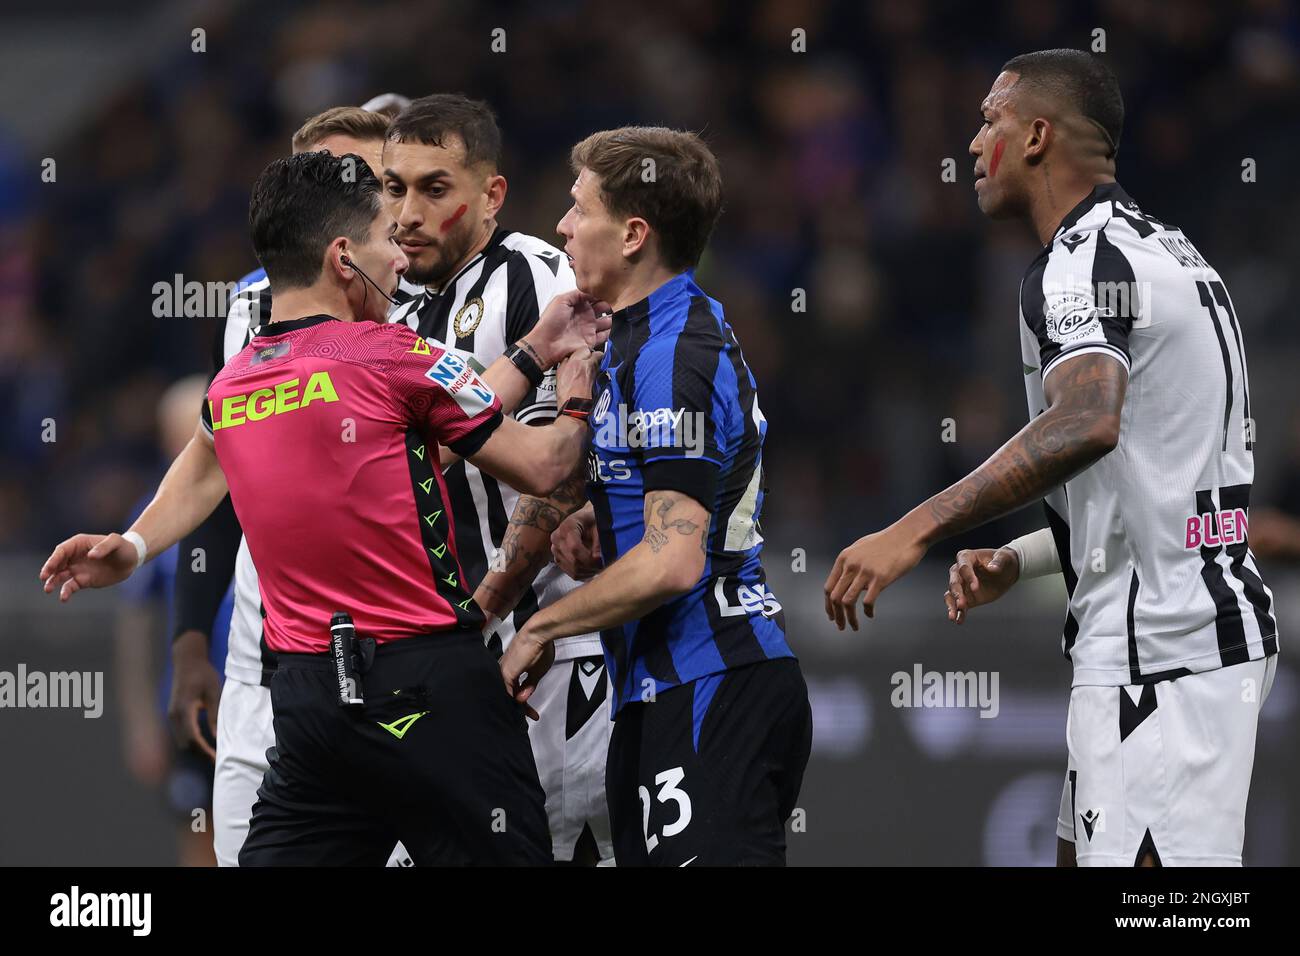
left=606, top=657, right=812, bottom=866
left=239, top=631, right=551, bottom=866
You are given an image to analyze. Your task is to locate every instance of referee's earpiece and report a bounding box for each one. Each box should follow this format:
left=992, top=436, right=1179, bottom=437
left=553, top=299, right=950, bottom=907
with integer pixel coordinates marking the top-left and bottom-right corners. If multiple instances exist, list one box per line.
left=337, top=251, right=398, bottom=306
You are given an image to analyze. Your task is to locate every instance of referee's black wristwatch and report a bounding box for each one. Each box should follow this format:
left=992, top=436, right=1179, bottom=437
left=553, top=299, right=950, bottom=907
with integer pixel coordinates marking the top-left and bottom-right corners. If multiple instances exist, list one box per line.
left=504, top=340, right=546, bottom=387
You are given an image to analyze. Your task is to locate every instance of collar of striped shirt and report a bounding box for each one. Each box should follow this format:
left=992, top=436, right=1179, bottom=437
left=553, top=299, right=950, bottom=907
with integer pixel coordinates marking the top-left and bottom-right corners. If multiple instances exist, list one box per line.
left=1054, top=181, right=1133, bottom=241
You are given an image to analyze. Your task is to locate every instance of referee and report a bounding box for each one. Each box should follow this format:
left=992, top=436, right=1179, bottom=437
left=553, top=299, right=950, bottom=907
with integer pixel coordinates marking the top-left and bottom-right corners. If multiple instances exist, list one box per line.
left=169, top=102, right=425, bottom=868
left=41, top=151, right=609, bottom=864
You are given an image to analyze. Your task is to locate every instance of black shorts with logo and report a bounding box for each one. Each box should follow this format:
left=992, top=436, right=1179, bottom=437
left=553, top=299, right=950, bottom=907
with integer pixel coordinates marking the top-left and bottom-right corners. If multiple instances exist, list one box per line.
left=605, top=657, right=812, bottom=866
left=239, top=631, right=551, bottom=866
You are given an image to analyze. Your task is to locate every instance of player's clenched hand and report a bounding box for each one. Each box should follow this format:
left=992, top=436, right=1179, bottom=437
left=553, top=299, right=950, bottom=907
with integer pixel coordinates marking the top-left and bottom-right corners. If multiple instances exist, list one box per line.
left=168, top=631, right=222, bottom=760
left=552, top=503, right=602, bottom=580
left=823, top=525, right=927, bottom=631
left=556, top=348, right=602, bottom=408
left=39, top=533, right=138, bottom=602
left=527, top=290, right=612, bottom=366
left=945, top=547, right=1020, bottom=624
left=500, top=627, right=555, bottom=721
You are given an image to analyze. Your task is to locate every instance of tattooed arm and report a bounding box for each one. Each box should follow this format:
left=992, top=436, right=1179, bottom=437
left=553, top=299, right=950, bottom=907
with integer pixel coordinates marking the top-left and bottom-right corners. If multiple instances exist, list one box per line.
left=823, top=352, right=1127, bottom=630
left=472, top=464, right=589, bottom=622
left=498, top=490, right=710, bottom=698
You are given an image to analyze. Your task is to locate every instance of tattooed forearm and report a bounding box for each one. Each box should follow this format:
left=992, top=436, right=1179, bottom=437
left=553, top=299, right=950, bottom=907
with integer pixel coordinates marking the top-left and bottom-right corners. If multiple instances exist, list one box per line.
left=511, top=497, right=565, bottom=535
left=641, top=491, right=706, bottom=554
left=544, top=466, right=588, bottom=509
left=474, top=462, right=590, bottom=615
left=924, top=353, right=1126, bottom=541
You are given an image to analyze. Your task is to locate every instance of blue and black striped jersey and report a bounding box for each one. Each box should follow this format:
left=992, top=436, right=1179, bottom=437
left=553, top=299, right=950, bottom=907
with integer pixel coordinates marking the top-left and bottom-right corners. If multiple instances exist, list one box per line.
left=587, top=271, right=793, bottom=714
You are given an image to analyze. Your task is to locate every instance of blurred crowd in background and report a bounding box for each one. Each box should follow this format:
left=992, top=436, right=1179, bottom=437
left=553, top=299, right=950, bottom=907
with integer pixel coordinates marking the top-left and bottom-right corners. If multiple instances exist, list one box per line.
left=3, top=0, right=1300, bottom=558
left=5, top=0, right=1300, bottom=867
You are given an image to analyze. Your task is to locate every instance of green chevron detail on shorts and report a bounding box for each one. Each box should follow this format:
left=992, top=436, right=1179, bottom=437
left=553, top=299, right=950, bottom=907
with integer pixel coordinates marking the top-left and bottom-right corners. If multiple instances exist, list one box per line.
left=377, top=711, right=429, bottom=740
left=443, top=572, right=458, bottom=588
left=455, top=597, right=473, bottom=611
left=423, top=509, right=442, bottom=527
left=429, top=542, right=447, bottom=559
left=413, top=444, right=426, bottom=461
left=419, top=477, right=434, bottom=494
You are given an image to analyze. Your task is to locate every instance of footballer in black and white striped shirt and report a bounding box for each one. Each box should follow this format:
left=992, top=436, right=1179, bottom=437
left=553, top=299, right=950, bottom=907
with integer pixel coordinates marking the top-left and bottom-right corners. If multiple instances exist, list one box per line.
left=823, top=49, right=1276, bottom=867
left=382, top=95, right=613, bottom=865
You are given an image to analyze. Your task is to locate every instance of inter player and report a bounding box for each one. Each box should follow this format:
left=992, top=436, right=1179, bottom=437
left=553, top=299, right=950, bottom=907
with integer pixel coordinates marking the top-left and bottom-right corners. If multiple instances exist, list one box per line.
left=500, top=127, right=812, bottom=866
left=41, top=151, right=609, bottom=864
left=170, top=104, right=425, bottom=867
left=382, top=95, right=615, bottom=864
left=824, top=50, right=1277, bottom=866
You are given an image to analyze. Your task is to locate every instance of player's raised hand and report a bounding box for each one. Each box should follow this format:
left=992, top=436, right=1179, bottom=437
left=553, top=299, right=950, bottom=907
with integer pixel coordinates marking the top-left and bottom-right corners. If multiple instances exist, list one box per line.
left=39, top=532, right=140, bottom=602
left=945, top=547, right=1020, bottom=624
left=499, top=626, right=556, bottom=721
left=528, top=291, right=612, bottom=366
left=556, top=347, right=603, bottom=408
left=823, top=525, right=927, bottom=631
left=552, top=503, right=602, bottom=580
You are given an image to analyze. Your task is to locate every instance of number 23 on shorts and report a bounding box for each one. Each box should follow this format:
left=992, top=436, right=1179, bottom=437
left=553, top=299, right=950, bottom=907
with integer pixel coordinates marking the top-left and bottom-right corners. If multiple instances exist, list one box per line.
left=638, top=766, right=692, bottom=853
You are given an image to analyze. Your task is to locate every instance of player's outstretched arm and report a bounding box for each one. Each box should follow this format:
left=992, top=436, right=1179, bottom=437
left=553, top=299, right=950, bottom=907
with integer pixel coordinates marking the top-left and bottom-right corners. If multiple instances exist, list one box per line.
left=439, top=291, right=610, bottom=468
left=467, top=349, right=601, bottom=497
left=499, top=489, right=709, bottom=709
left=825, top=352, right=1125, bottom=630
left=473, top=462, right=588, bottom=626
left=40, top=423, right=229, bottom=602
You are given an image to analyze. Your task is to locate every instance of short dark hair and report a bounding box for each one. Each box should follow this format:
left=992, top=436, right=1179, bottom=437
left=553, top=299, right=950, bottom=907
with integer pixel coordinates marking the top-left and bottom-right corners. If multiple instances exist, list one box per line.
left=249, top=151, right=383, bottom=289
left=386, top=94, right=502, bottom=170
left=1002, top=49, right=1124, bottom=156
left=570, top=127, right=723, bottom=273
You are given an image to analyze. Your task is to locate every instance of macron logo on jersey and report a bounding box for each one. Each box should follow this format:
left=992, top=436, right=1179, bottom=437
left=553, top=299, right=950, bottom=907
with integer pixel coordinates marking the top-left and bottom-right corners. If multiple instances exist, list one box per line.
left=426, top=351, right=495, bottom=417
left=1185, top=508, right=1249, bottom=550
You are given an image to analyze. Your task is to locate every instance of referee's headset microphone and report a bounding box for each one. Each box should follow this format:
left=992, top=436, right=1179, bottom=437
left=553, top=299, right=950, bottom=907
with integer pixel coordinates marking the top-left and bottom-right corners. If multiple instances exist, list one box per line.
left=339, top=253, right=397, bottom=307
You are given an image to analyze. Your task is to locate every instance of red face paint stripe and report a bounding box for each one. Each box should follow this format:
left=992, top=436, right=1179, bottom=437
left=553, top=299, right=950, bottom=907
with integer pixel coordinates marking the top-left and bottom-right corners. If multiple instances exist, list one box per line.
left=440, top=203, right=468, bottom=232
left=989, top=139, right=1005, bottom=178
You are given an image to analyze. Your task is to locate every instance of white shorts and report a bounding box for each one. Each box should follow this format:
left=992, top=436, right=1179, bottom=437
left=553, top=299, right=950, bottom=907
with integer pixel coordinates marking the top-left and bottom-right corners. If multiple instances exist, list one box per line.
left=213, top=676, right=412, bottom=867
left=527, top=654, right=615, bottom=863
left=213, top=677, right=274, bottom=867
left=1055, top=656, right=1276, bottom=866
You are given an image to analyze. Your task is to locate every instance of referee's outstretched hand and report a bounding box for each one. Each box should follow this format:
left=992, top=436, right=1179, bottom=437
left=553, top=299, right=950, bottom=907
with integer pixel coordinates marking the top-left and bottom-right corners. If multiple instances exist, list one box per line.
left=39, top=532, right=138, bottom=602
left=530, top=290, right=612, bottom=365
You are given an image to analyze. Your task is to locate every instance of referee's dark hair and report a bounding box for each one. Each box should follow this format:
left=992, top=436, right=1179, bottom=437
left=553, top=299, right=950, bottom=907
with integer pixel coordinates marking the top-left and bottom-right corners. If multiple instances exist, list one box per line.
left=386, top=93, right=502, bottom=171
left=249, top=151, right=383, bottom=289
left=571, top=126, right=723, bottom=273
left=1002, top=49, right=1124, bottom=157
